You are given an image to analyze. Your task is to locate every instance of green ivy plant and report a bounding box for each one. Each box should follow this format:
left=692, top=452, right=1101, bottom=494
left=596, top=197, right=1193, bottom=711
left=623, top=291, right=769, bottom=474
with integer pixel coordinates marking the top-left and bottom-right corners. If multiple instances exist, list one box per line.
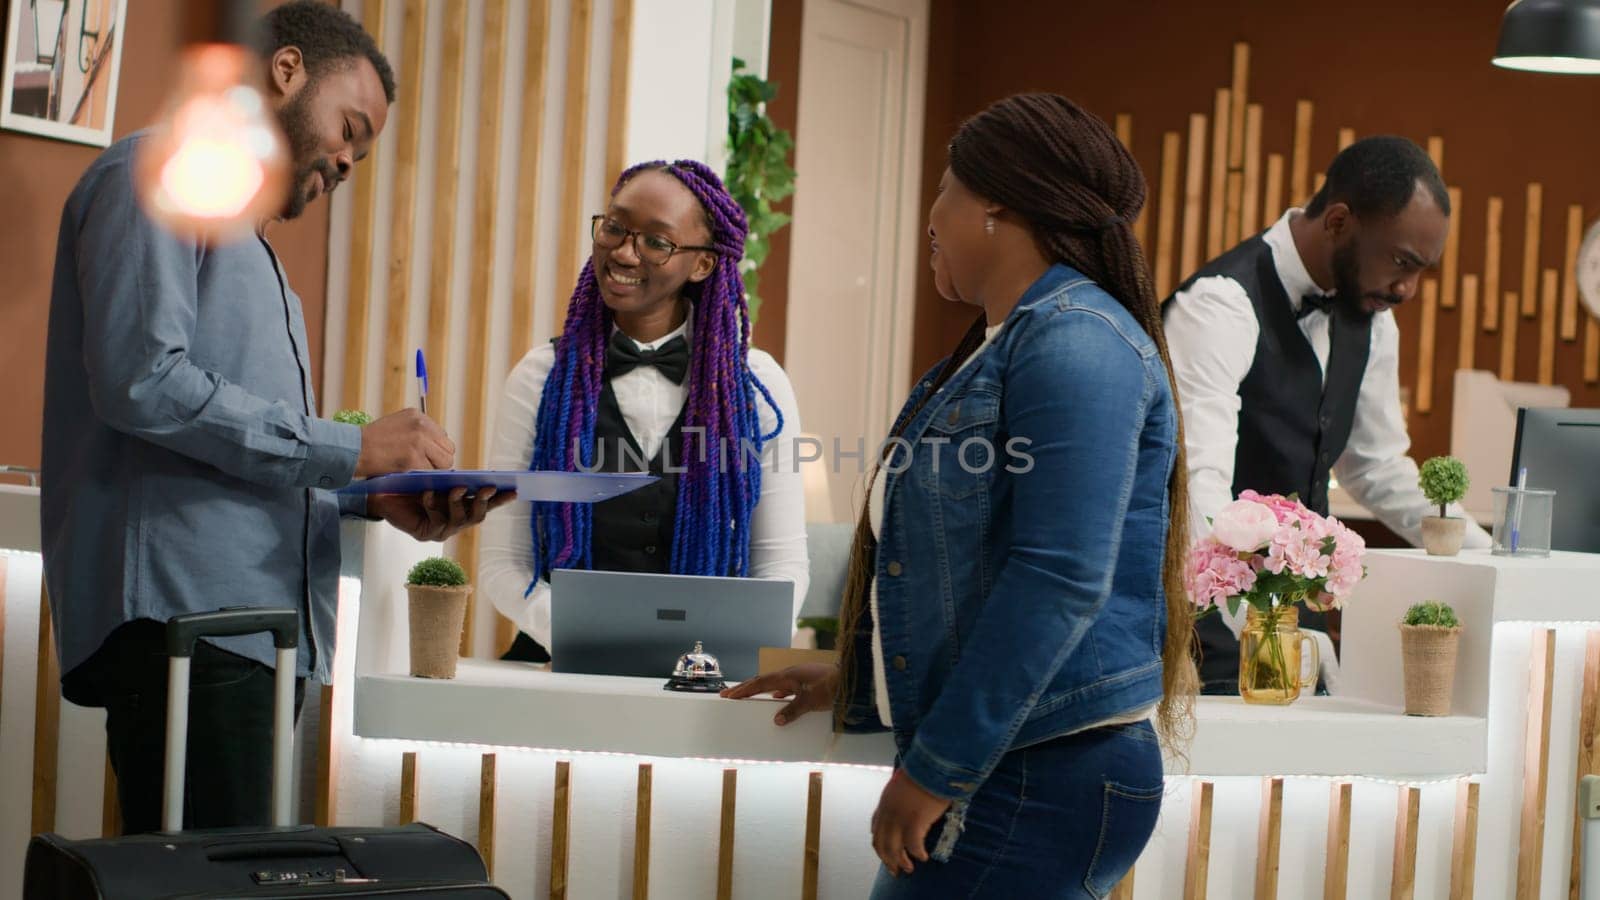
left=407, top=556, right=468, bottom=587
left=1402, top=600, right=1460, bottom=629
left=726, top=56, right=796, bottom=325
left=1418, top=455, right=1469, bottom=519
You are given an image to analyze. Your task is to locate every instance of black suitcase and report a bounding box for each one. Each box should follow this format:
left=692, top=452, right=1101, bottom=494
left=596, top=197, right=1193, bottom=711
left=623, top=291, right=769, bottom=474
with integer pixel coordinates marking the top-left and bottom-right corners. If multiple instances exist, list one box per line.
left=23, top=609, right=508, bottom=899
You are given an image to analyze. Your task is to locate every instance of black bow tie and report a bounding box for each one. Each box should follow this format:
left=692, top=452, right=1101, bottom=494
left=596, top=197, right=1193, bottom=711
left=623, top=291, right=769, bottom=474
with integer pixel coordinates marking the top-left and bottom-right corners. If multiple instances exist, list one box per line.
left=1297, top=293, right=1337, bottom=320
left=606, top=331, right=689, bottom=384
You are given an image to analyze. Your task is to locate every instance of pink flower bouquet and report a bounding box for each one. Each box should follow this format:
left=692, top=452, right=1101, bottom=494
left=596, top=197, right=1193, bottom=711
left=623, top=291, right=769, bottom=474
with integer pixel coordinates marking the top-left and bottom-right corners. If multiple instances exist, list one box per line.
left=1186, top=490, right=1368, bottom=619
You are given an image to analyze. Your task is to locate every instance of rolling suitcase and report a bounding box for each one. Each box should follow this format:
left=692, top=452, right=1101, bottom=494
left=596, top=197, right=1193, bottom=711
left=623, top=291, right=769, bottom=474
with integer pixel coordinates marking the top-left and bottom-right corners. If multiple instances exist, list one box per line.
left=23, top=608, right=508, bottom=899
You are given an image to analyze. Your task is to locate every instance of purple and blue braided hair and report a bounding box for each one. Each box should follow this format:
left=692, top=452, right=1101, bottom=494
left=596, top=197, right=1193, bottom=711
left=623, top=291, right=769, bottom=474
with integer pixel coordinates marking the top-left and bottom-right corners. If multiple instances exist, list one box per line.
left=526, top=160, right=783, bottom=593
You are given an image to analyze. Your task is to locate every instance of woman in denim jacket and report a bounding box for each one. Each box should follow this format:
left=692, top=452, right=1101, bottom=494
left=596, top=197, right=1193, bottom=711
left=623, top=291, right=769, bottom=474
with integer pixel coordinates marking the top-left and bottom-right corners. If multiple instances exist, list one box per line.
left=726, top=93, right=1197, bottom=898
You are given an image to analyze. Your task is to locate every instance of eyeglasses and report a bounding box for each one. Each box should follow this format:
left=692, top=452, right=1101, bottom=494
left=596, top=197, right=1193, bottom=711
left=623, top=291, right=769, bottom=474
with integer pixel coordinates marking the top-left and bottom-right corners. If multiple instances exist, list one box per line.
left=591, top=215, right=715, bottom=265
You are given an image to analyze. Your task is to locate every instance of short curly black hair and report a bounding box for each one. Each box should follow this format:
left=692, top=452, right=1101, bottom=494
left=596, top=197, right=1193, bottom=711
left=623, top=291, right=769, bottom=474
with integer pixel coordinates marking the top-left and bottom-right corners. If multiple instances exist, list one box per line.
left=1305, top=136, right=1449, bottom=222
left=257, top=1, right=396, bottom=104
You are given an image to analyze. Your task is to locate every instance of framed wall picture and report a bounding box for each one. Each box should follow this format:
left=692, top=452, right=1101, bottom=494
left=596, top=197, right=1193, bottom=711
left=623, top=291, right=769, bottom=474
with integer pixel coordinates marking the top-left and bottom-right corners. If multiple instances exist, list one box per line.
left=1, top=0, right=129, bottom=147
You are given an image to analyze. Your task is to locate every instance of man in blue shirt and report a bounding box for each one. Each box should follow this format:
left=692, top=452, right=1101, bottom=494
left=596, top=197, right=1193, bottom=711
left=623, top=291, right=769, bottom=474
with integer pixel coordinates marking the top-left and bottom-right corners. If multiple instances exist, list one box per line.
left=41, top=2, right=510, bottom=833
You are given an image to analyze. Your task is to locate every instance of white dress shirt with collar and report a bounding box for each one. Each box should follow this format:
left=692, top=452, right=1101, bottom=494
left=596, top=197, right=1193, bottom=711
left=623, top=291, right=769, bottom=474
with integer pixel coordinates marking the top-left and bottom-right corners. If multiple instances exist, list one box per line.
left=478, top=314, right=810, bottom=650
left=1165, top=209, right=1491, bottom=549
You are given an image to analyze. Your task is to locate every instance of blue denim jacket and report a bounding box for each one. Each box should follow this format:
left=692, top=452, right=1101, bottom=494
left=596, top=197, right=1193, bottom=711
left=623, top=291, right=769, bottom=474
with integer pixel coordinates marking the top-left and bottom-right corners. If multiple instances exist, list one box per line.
left=844, top=264, right=1178, bottom=802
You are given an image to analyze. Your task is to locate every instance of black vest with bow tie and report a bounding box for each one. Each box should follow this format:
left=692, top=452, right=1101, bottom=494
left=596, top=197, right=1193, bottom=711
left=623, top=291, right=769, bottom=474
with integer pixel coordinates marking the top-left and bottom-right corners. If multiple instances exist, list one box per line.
left=1166, top=235, right=1372, bottom=517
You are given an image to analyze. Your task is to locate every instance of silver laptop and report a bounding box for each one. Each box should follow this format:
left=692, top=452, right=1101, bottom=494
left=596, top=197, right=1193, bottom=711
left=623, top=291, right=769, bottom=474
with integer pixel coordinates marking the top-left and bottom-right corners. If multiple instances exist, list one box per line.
left=549, top=570, right=793, bottom=681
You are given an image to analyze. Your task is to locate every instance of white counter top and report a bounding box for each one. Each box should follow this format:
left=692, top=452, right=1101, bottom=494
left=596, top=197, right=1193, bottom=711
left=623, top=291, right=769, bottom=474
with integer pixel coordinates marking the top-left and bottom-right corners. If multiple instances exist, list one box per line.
left=353, top=659, right=1486, bottom=777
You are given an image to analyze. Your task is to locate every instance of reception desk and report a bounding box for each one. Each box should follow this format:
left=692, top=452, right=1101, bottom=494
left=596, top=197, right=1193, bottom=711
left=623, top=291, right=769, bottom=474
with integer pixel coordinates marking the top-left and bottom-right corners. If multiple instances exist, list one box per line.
left=2, top=481, right=1597, bottom=899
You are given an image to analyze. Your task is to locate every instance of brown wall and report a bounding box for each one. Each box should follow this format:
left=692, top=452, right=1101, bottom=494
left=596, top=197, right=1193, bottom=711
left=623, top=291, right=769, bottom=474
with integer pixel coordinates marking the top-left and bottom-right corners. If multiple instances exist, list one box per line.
left=749, top=0, right=803, bottom=364
left=912, top=0, right=1600, bottom=463
left=0, top=0, right=331, bottom=473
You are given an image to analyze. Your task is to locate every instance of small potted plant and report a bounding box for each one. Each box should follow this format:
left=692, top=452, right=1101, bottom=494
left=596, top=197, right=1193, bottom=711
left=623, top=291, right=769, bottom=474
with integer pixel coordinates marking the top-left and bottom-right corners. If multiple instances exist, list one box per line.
left=1418, top=456, right=1470, bottom=556
left=797, top=616, right=839, bottom=651
left=1400, top=600, right=1462, bottom=716
left=333, top=409, right=374, bottom=426
left=406, top=557, right=471, bottom=679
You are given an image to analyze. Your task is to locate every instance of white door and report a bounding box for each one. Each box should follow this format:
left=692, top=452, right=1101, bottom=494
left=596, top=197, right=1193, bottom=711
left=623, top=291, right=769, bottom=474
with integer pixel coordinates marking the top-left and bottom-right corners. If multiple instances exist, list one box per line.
left=783, top=0, right=928, bottom=524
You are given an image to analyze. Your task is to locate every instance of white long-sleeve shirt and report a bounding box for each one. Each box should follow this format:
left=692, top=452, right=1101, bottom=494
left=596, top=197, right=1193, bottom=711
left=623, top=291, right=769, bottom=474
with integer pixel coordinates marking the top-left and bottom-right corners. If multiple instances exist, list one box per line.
left=478, top=316, right=810, bottom=650
left=1165, top=210, right=1490, bottom=548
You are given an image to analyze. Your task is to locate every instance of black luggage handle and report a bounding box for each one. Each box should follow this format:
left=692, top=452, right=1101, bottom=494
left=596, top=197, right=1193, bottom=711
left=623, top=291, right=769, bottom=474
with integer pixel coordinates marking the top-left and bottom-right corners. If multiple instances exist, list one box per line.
left=166, top=607, right=300, bottom=657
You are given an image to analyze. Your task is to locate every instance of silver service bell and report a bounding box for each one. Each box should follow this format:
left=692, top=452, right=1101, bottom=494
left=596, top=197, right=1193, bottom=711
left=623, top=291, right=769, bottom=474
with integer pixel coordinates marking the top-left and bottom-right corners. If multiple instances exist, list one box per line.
left=664, top=640, right=726, bottom=692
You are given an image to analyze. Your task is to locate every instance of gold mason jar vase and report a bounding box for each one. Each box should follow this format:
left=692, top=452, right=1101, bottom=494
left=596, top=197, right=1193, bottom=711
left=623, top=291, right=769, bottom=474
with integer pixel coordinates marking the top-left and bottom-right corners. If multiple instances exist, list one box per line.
left=1238, top=603, right=1320, bottom=705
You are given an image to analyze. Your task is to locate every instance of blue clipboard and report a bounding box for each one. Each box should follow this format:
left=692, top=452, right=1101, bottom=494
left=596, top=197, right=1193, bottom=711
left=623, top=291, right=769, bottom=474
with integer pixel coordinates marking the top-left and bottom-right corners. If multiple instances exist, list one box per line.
left=337, top=470, right=658, bottom=503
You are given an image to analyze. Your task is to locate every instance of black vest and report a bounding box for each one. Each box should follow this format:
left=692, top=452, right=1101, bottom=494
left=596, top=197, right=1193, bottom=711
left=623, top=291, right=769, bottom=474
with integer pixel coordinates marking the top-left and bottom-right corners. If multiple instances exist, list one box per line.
left=589, top=379, right=684, bottom=573
left=1168, top=236, right=1372, bottom=517
left=1165, top=236, right=1372, bottom=693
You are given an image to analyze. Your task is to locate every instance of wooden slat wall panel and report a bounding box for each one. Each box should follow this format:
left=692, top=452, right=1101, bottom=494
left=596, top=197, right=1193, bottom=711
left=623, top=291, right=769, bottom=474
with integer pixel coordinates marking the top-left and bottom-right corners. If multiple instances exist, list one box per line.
left=633, top=763, right=652, bottom=900
left=1589, top=314, right=1600, bottom=383
left=1254, top=776, right=1284, bottom=900
left=1522, top=183, right=1543, bottom=318
left=1485, top=196, right=1504, bottom=333
left=400, top=751, right=418, bottom=823
left=1185, top=780, right=1215, bottom=900
left=717, top=769, right=737, bottom=900
left=1442, top=187, right=1462, bottom=309
left=1263, top=152, right=1284, bottom=226
left=1563, top=205, right=1583, bottom=340
left=1418, top=279, right=1438, bottom=413
left=380, top=0, right=428, bottom=414
left=802, top=771, right=823, bottom=900
left=551, top=760, right=572, bottom=900
left=1154, top=131, right=1181, bottom=299
left=1228, top=43, right=1249, bottom=171
left=1338, top=127, right=1355, bottom=151
left=1290, top=100, right=1313, bottom=206
left=1451, top=780, right=1481, bottom=900
left=1224, top=170, right=1244, bottom=250
left=339, top=0, right=386, bottom=412
left=316, top=683, right=336, bottom=826
left=1501, top=292, right=1520, bottom=381
left=422, top=0, right=470, bottom=428
left=1392, top=786, right=1421, bottom=900
left=1180, top=114, right=1208, bottom=279
left=1516, top=628, right=1557, bottom=900
left=32, top=587, right=58, bottom=836
left=1540, top=268, right=1559, bottom=385
left=510, top=0, right=553, bottom=361
left=1459, top=275, right=1480, bottom=371
left=1206, top=89, right=1230, bottom=261
left=1116, top=114, right=1148, bottom=248
left=1427, top=136, right=1444, bottom=174
left=553, top=0, right=595, bottom=331
left=1240, top=104, right=1262, bottom=237
left=604, top=0, right=634, bottom=185
left=480, top=754, right=498, bottom=879
left=1570, top=631, right=1600, bottom=900
left=1325, top=781, right=1353, bottom=900
left=1110, top=870, right=1136, bottom=900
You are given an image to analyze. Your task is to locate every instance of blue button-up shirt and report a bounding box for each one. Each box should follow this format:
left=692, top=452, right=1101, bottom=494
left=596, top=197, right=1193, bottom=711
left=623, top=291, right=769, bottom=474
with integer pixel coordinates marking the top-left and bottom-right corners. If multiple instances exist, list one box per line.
left=41, top=133, right=364, bottom=699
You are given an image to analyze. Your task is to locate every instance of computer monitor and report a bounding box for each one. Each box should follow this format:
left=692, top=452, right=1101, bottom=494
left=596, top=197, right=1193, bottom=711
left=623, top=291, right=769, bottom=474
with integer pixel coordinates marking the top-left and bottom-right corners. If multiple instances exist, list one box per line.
left=1511, top=407, right=1600, bottom=553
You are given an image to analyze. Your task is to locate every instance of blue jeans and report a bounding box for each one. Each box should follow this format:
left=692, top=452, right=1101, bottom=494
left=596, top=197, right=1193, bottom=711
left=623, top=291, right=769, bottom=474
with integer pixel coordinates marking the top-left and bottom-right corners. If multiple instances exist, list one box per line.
left=870, top=720, right=1164, bottom=900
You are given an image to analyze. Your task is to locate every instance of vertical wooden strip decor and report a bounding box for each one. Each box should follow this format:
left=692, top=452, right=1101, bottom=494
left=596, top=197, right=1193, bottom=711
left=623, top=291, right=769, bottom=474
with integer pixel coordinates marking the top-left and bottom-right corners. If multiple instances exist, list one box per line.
left=0, top=559, right=6, bottom=745
left=1224, top=171, right=1245, bottom=249
left=1180, top=114, right=1208, bottom=279
left=1206, top=89, right=1230, bottom=260
left=1325, top=781, right=1353, bottom=900
left=1290, top=100, right=1313, bottom=206
left=316, top=683, right=335, bottom=826
left=1392, top=786, right=1422, bottom=900
left=1500, top=293, right=1520, bottom=381
left=553, top=0, right=595, bottom=331
left=1442, top=187, right=1462, bottom=309
left=1240, top=104, right=1263, bottom=238
left=1228, top=43, right=1249, bottom=170
left=1418, top=279, right=1438, bottom=413
left=633, top=763, right=653, bottom=900
left=1116, top=114, right=1148, bottom=248
left=1451, top=780, right=1481, bottom=900
left=102, top=755, right=119, bottom=837
left=480, top=754, right=498, bottom=879
left=1110, top=870, right=1136, bottom=900
left=339, top=0, right=386, bottom=413
left=1522, top=183, right=1543, bottom=318
left=1254, top=776, right=1284, bottom=900
left=380, top=0, right=428, bottom=414
left=1337, top=128, right=1355, bottom=151
left=604, top=0, right=634, bottom=185
left=399, top=752, right=418, bottom=823
left=1563, top=205, right=1583, bottom=340
left=1588, top=315, right=1600, bottom=383
left=1263, top=153, right=1285, bottom=225
left=1540, top=268, right=1559, bottom=384
left=716, top=769, right=737, bottom=900
left=33, top=587, right=59, bottom=836
left=1486, top=196, right=1504, bottom=332
left=1570, top=631, right=1600, bottom=900
left=1459, top=275, right=1480, bottom=371
left=1155, top=131, right=1181, bottom=299
left=1515, top=628, right=1558, bottom=900
left=456, top=0, right=511, bottom=657
left=1427, top=136, right=1444, bottom=175
left=1185, top=780, right=1215, bottom=900
left=510, top=0, right=552, bottom=360
left=551, top=760, right=572, bottom=900
left=423, top=0, right=469, bottom=428
left=802, top=771, right=823, bottom=900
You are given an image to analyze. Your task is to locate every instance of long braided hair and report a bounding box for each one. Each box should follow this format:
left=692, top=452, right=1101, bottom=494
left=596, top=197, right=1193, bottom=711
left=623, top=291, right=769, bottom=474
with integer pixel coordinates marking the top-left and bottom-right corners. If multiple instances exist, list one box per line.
left=835, top=93, right=1197, bottom=749
left=525, top=160, right=782, bottom=591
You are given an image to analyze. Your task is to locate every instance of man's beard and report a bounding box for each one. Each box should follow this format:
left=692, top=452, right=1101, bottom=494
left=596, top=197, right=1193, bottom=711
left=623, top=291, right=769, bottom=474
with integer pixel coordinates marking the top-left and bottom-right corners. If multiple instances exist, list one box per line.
left=1330, top=239, right=1401, bottom=317
left=277, top=87, right=336, bottom=221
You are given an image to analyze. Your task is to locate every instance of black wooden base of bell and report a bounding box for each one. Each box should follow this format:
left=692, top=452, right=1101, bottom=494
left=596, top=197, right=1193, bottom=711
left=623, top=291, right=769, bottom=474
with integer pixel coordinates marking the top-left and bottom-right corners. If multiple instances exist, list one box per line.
left=663, top=675, right=726, bottom=693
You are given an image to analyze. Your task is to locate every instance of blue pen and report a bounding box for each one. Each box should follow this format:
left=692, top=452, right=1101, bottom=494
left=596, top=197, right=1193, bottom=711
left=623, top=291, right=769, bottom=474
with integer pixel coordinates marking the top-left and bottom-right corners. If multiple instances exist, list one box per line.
left=415, top=348, right=429, bottom=416
left=1509, top=466, right=1528, bottom=553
